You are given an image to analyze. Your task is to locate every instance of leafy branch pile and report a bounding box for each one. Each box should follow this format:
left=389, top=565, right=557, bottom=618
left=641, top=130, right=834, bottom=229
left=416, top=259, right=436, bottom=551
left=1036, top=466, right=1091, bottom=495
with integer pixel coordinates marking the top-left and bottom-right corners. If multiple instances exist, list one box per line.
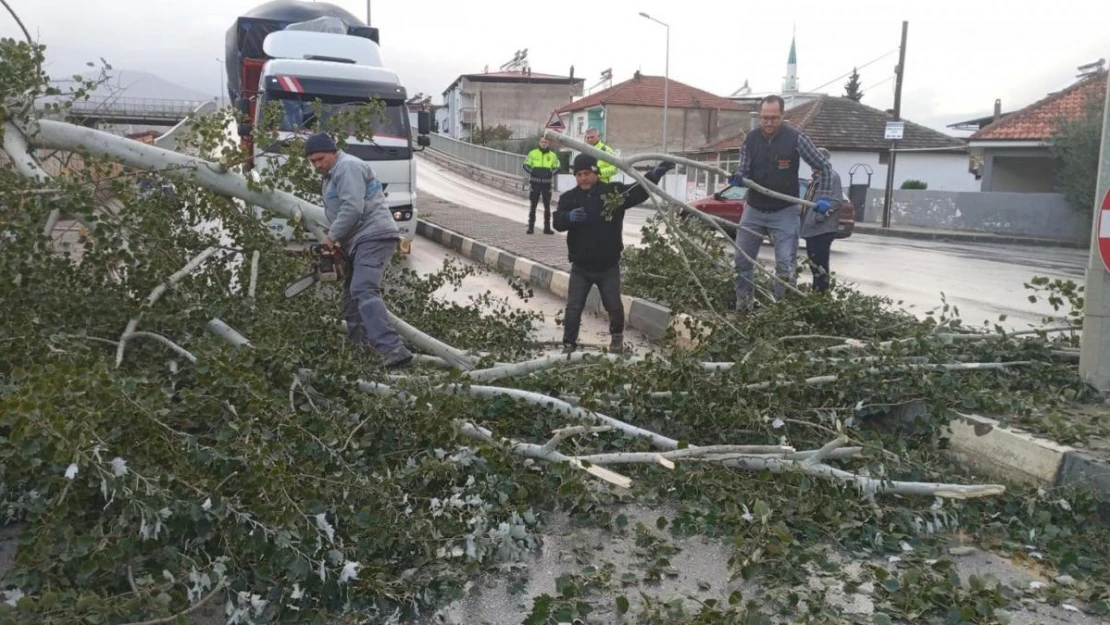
left=1, top=37, right=1109, bottom=625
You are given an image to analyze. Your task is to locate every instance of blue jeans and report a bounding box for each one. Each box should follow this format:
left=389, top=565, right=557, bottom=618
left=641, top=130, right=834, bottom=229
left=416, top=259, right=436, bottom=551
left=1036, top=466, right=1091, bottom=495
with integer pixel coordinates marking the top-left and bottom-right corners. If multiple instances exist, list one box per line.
left=344, top=238, right=410, bottom=364
left=733, top=205, right=800, bottom=309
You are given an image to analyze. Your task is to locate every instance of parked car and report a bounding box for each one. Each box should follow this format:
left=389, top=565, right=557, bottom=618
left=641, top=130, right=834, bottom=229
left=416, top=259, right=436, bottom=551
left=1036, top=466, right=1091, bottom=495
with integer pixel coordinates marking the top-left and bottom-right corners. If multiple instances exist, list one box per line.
left=686, top=179, right=855, bottom=239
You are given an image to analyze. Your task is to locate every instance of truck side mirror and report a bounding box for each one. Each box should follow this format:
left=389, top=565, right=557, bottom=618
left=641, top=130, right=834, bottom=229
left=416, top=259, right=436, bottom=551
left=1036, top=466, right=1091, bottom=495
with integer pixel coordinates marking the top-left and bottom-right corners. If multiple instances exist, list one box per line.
left=237, top=123, right=252, bottom=138
left=417, top=135, right=431, bottom=147
left=417, top=111, right=431, bottom=135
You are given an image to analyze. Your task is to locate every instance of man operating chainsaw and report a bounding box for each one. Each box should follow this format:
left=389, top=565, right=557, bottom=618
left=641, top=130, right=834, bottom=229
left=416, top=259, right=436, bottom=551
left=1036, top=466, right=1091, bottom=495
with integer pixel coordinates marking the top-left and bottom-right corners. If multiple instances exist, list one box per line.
left=305, top=132, right=413, bottom=369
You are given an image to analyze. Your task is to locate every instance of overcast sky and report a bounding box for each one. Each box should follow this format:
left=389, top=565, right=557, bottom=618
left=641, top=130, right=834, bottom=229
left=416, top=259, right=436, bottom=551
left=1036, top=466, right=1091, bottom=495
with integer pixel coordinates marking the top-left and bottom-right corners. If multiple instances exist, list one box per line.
left=6, top=0, right=1107, bottom=135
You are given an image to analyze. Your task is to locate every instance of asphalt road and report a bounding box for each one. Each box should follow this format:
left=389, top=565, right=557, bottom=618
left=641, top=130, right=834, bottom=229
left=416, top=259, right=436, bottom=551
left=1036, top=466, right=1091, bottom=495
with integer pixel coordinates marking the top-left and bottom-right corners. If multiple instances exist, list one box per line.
left=415, top=156, right=1089, bottom=330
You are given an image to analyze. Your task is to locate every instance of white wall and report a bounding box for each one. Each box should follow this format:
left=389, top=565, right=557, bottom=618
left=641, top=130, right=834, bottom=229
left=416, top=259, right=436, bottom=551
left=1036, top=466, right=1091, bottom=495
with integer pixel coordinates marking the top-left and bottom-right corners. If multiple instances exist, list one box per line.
left=896, top=153, right=979, bottom=192
left=434, top=107, right=450, bottom=134
left=824, top=151, right=978, bottom=192
left=826, top=151, right=883, bottom=189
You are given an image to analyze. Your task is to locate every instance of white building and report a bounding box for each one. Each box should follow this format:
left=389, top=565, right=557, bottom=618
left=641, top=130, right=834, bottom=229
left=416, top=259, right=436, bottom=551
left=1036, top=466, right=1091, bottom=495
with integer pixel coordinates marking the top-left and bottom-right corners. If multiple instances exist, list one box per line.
left=439, top=69, right=583, bottom=141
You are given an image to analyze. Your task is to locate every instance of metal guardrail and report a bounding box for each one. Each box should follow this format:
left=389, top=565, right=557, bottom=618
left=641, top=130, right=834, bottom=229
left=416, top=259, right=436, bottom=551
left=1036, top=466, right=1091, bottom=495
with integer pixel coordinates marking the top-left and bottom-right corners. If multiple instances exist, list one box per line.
left=428, top=133, right=525, bottom=178
left=38, top=96, right=210, bottom=120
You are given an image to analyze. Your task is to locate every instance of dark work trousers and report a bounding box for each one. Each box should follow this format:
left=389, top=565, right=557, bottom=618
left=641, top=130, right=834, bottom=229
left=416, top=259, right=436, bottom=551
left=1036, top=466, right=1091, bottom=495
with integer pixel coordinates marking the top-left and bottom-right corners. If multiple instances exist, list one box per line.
left=563, top=263, right=624, bottom=346
left=343, top=238, right=411, bottom=365
left=803, top=232, right=836, bottom=293
left=528, top=184, right=553, bottom=230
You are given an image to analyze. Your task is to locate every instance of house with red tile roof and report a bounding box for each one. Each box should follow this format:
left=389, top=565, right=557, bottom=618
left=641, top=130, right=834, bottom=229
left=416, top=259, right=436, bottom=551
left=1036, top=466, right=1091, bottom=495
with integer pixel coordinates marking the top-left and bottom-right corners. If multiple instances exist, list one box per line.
left=967, top=70, right=1106, bottom=193
left=440, top=69, right=584, bottom=141
left=679, top=95, right=977, bottom=202
left=554, top=71, right=757, bottom=157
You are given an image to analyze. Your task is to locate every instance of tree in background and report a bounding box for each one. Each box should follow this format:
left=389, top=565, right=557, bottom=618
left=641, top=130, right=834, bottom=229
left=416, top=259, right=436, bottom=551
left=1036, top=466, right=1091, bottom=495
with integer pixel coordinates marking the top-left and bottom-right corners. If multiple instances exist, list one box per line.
left=1051, top=91, right=1105, bottom=213
left=844, top=67, right=864, bottom=102
left=470, top=124, right=513, bottom=145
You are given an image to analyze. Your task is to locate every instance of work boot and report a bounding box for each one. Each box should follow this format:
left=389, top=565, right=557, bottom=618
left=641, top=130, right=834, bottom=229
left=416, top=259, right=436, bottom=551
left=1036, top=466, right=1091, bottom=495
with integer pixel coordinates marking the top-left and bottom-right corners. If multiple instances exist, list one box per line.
left=609, top=334, right=624, bottom=354
left=383, top=348, right=414, bottom=370
left=562, top=343, right=576, bottom=354
left=543, top=226, right=554, bottom=235
left=526, top=226, right=535, bottom=235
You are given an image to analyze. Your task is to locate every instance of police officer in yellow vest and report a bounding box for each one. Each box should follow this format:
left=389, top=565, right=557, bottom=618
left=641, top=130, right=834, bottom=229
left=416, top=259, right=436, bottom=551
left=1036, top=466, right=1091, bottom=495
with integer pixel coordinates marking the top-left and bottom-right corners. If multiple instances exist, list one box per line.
left=523, top=136, right=560, bottom=234
left=584, top=127, right=618, bottom=183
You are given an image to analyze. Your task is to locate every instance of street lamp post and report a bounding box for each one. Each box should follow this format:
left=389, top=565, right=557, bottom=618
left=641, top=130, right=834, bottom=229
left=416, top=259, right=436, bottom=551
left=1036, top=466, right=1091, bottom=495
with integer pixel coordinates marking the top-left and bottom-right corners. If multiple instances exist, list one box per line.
left=638, top=12, right=669, bottom=154
left=216, top=58, right=224, bottom=108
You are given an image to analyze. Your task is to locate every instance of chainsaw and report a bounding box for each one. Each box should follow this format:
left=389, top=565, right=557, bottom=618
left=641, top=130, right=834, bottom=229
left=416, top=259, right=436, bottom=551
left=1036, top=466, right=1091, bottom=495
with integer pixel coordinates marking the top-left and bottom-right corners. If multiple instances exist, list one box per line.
left=283, top=244, right=346, bottom=298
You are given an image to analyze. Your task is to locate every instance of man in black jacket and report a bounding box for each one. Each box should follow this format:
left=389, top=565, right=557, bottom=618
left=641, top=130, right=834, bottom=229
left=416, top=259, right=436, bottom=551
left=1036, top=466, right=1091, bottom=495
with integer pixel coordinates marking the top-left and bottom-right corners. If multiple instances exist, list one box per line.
left=553, top=154, right=673, bottom=353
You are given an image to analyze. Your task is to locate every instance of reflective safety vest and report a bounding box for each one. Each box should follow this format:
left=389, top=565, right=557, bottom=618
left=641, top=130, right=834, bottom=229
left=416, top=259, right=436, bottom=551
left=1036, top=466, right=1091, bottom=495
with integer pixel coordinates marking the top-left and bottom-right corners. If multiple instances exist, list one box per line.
left=524, top=148, right=560, bottom=185
left=593, top=141, right=618, bottom=183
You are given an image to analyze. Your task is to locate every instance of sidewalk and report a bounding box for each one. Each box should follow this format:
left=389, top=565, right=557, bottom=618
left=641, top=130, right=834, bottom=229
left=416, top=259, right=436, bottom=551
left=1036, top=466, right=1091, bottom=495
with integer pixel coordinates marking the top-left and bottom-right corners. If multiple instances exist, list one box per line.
left=854, top=222, right=1087, bottom=249
left=419, top=195, right=571, bottom=272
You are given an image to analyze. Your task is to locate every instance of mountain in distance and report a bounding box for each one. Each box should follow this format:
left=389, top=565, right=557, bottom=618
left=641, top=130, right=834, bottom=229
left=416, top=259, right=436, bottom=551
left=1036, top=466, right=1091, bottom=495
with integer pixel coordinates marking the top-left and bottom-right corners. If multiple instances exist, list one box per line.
left=51, top=69, right=216, bottom=104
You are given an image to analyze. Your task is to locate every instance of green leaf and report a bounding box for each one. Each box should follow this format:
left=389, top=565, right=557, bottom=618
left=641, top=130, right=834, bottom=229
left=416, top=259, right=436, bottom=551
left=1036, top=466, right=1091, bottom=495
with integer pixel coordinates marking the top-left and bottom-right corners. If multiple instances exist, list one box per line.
left=656, top=516, right=668, bottom=530
left=873, top=615, right=893, bottom=625
left=616, top=595, right=630, bottom=614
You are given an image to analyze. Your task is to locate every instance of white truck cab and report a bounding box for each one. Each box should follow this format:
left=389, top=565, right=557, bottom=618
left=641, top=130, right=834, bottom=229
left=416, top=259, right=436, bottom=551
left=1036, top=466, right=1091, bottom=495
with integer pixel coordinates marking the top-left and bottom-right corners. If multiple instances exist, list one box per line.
left=227, top=7, right=431, bottom=253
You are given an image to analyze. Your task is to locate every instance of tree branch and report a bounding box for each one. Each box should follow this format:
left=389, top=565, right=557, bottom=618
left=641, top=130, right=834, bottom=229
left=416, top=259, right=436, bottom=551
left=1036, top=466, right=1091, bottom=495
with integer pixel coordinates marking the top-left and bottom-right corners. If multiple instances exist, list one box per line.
left=118, top=582, right=225, bottom=625
left=126, top=331, right=197, bottom=364
left=0, top=0, right=33, bottom=49
left=116, top=247, right=221, bottom=367
left=549, top=131, right=805, bottom=298
left=247, top=250, right=260, bottom=300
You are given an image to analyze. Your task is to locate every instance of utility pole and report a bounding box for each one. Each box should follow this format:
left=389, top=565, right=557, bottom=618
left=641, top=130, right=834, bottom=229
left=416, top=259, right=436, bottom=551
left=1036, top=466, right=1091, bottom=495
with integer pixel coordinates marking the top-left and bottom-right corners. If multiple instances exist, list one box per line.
left=881, top=20, right=908, bottom=229
left=1078, top=75, right=1110, bottom=391
left=366, top=1, right=371, bottom=24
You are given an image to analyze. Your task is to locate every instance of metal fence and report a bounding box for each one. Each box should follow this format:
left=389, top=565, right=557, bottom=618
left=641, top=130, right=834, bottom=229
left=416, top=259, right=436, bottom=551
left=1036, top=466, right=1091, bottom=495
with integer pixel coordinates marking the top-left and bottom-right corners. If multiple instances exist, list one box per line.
left=428, top=133, right=525, bottom=177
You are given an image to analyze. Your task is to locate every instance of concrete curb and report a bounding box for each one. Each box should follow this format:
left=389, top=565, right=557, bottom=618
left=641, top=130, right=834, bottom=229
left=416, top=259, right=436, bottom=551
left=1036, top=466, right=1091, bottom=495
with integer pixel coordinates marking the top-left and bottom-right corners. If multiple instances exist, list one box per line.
left=853, top=223, right=1086, bottom=249
left=415, top=219, right=700, bottom=346
left=945, top=411, right=1109, bottom=495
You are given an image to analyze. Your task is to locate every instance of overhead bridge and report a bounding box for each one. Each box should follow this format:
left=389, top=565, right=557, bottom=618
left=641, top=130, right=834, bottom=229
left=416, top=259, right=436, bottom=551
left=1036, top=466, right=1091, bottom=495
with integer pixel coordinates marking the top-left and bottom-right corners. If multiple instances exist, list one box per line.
left=37, top=96, right=215, bottom=127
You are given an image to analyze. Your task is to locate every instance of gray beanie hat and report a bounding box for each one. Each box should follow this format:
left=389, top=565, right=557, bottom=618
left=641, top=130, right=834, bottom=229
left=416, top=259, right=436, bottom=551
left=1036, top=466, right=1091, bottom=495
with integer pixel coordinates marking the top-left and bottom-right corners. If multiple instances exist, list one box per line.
left=304, top=132, right=338, bottom=156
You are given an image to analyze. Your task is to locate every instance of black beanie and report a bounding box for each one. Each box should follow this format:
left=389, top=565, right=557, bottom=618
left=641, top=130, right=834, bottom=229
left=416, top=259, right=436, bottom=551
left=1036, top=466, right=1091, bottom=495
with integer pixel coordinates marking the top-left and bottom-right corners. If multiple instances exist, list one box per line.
left=573, top=154, right=599, bottom=174
left=304, top=132, right=338, bottom=156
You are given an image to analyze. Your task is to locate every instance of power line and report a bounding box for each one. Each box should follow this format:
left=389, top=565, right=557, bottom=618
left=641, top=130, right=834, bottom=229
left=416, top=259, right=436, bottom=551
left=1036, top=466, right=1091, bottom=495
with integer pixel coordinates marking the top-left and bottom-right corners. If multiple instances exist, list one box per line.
left=807, top=48, right=898, bottom=94
left=861, top=75, right=895, bottom=93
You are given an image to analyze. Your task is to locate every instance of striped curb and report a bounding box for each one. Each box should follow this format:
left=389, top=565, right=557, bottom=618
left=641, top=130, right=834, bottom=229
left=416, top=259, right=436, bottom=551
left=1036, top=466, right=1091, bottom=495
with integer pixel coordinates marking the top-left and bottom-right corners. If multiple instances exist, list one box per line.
left=415, top=219, right=700, bottom=346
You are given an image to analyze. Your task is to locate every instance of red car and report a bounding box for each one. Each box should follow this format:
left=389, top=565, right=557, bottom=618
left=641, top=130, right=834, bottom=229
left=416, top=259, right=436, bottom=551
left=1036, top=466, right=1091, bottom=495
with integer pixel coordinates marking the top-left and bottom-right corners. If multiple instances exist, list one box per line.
left=687, top=179, right=855, bottom=239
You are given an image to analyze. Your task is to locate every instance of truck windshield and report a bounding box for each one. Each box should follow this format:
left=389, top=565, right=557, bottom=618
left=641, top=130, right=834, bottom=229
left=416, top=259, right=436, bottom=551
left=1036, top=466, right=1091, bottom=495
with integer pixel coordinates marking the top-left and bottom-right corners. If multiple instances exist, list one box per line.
left=265, top=93, right=409, bottom=141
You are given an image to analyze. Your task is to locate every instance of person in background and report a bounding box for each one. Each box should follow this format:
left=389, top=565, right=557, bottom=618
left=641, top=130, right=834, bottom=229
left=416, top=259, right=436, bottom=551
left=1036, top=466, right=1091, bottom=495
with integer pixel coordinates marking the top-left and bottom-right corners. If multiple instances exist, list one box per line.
left=583, top=127, right=618, bottom=183
left=522, top=136, right=560, bottom=234
left=728, top=94, right=833, bottom=313
left=553, top=154, right=674, bottom=354
left=305, top=132, right=413, bottom=369
left=799, top=147, right=843, bottom=293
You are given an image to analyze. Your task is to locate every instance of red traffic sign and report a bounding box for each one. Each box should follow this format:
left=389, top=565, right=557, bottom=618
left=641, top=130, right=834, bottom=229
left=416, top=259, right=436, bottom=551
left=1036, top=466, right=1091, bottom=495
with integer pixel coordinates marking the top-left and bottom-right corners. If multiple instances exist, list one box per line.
left=545, top=112, right=566, bottom=132
left=1100, top=188, right=1110, bottom=273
